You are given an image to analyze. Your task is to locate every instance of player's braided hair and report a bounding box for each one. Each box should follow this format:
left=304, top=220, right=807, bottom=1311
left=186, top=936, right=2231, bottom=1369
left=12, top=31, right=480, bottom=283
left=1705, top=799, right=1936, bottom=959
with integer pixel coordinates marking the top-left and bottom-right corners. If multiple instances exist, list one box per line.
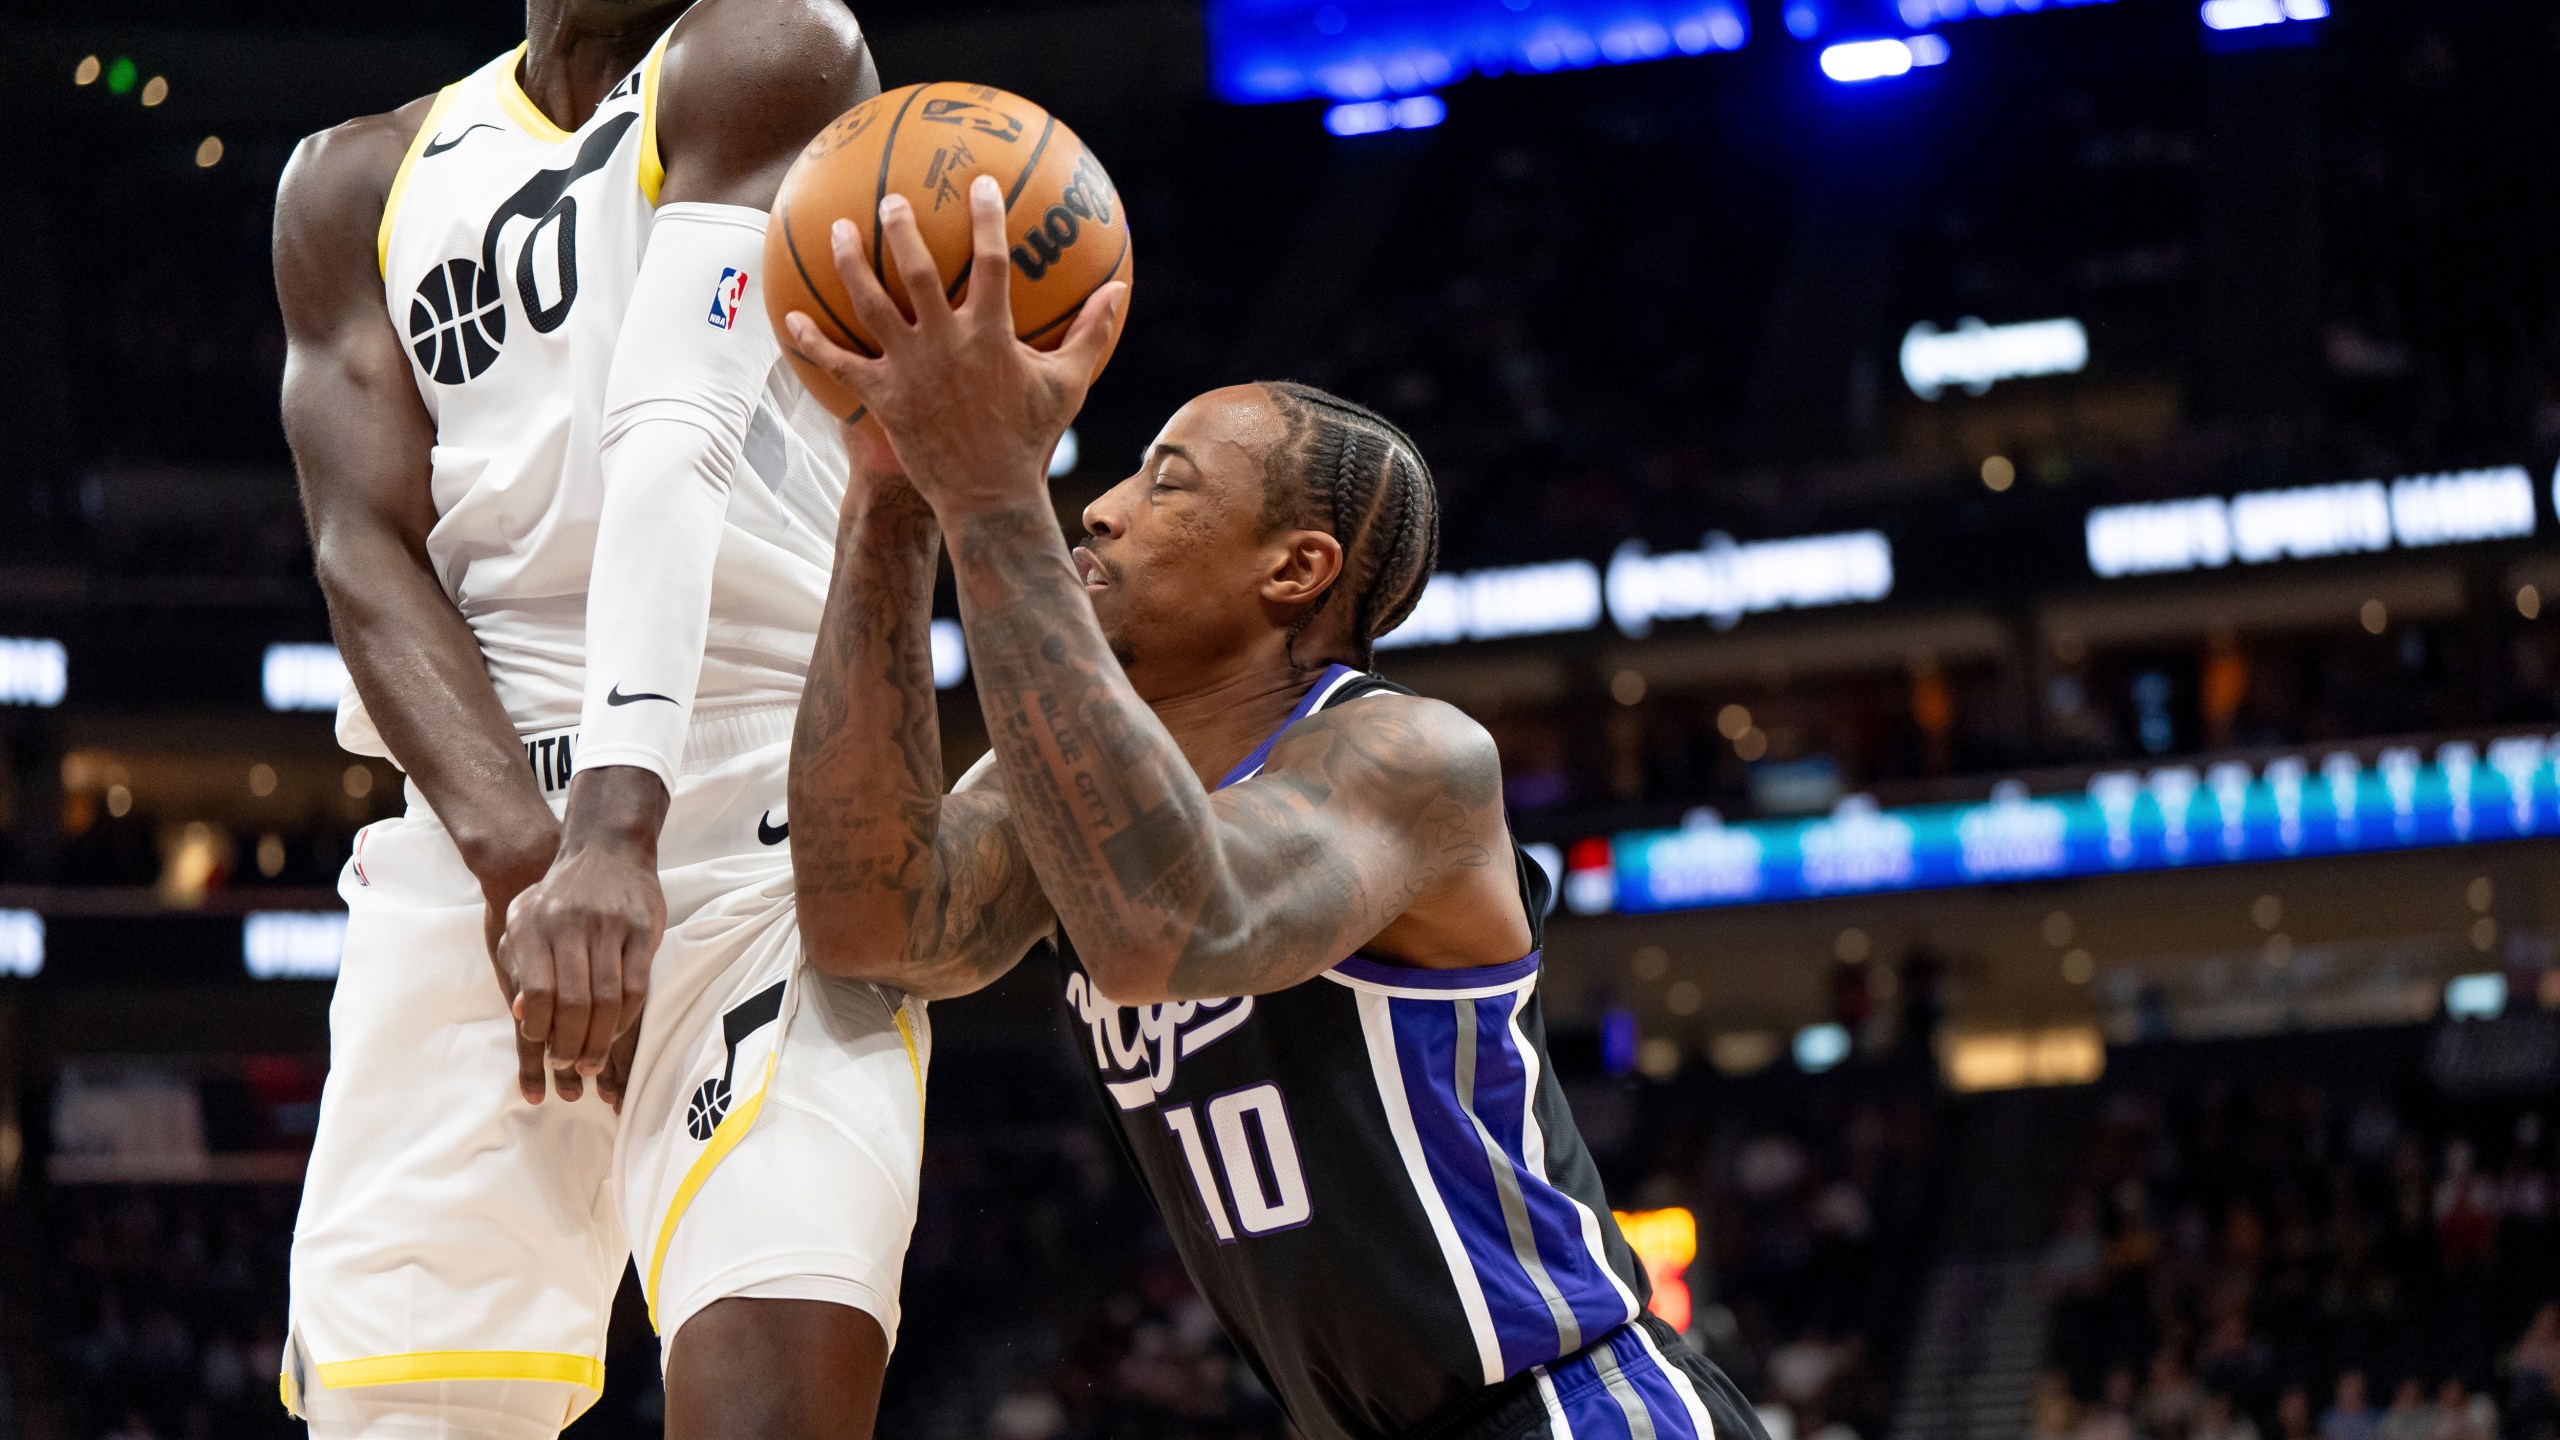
left=1254, top=381, right=1442, bottom=670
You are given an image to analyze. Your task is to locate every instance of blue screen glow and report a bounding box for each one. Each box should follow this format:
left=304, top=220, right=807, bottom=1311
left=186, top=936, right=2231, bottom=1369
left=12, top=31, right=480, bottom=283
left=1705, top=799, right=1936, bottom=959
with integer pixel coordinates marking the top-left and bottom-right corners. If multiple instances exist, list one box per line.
left=1208, top=0, right=1749, bottom=104
left=1570, top=735, right=2560, bottom=915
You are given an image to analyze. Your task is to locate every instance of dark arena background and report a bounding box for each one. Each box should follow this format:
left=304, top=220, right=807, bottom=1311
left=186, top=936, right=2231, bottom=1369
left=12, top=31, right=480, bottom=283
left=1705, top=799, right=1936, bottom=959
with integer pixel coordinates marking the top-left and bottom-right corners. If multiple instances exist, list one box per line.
left=2, top=0, right=2559, bottom=1436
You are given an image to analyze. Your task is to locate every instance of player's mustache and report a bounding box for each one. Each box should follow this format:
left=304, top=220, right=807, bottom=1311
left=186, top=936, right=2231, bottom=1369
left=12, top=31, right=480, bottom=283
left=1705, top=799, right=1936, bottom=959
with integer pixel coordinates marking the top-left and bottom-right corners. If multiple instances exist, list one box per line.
left=1072, top=546, right=1121, bottom=588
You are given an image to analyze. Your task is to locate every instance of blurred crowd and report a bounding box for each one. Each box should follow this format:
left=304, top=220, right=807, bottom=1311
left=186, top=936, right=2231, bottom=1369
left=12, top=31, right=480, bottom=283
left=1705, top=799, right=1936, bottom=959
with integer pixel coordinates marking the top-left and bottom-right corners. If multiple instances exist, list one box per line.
left=16, top=1186, right=299, bottom=1440
left=1680, top=1071, right=1943, bottom=1440
left=0, top=1021, right=1947, bottom=1440
left=2035, top=1065, right=2560, bottom=1440
left=13, top=1019, right=2560, bottom=1440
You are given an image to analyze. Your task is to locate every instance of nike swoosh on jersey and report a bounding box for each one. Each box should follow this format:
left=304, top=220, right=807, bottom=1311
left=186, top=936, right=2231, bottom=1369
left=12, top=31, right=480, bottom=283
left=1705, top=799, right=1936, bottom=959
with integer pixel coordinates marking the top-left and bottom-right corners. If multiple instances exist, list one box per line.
left=758, top=812, right=790, bottom=846
left=421, top=123, right=502, bottom=158
left=606, top=684, right=677, bottom=706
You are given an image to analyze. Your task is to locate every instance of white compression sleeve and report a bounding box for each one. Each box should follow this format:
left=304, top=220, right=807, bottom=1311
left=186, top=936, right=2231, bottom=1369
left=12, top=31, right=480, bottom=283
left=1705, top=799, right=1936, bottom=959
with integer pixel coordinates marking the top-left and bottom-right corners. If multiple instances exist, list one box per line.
left=576, top=201, right=783, bottom=787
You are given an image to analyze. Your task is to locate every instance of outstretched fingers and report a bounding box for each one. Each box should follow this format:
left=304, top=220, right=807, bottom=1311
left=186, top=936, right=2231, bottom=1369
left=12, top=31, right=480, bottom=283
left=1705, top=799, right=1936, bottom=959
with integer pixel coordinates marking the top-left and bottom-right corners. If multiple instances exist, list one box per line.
left=876, top=195, right=956, bottom=333
left=961, top=174, right=1017, bottom=335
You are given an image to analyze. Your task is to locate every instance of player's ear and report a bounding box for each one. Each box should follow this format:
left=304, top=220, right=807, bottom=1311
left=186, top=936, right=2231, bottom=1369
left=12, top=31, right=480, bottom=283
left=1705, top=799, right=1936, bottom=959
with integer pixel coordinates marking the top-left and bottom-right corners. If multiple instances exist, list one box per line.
left=1260, top=528, right=1344, bottom=609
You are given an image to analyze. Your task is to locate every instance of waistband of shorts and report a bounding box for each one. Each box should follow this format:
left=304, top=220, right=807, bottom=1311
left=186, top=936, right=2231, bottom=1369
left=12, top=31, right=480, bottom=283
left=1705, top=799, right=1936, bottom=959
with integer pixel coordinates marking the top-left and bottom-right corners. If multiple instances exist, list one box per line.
left=506, top=705, right=795, bottom=798
left=1399, top=1315, right=1689, bottom=1440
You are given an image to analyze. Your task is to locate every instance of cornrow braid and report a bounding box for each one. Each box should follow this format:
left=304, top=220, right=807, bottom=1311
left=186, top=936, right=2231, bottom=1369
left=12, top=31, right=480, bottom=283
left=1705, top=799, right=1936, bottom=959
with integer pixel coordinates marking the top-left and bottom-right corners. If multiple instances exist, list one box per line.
left=1254, top=381, right=1442, bottom=670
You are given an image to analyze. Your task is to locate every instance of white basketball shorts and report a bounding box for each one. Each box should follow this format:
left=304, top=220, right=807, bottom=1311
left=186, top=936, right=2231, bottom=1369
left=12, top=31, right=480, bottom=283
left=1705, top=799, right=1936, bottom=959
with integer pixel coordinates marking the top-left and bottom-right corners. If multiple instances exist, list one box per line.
left=286, top=710, right=928, bottom=1432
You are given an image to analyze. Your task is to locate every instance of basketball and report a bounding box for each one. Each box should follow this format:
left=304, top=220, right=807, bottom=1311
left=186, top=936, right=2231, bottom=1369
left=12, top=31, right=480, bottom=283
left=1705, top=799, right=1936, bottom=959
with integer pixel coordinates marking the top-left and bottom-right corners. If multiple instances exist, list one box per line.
left=762, top=81, right=1134, bottom=419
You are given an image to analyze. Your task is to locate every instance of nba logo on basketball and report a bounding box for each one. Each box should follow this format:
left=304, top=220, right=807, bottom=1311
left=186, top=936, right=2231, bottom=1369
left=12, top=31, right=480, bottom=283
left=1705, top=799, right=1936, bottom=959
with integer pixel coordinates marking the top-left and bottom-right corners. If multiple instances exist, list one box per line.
left=707, top=267, right=750, bottom=329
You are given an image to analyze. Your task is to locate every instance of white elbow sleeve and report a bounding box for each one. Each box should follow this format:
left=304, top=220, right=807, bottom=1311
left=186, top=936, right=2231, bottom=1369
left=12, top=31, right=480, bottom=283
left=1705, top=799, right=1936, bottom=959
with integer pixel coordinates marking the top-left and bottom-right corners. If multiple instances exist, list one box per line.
left=578, top=202, right=784, bottom=786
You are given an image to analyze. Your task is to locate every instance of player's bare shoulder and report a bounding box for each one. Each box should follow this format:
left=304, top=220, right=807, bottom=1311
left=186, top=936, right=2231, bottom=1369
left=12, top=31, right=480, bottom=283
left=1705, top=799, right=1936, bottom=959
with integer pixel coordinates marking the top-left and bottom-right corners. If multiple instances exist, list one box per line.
left=656, top=0, right=877, bottom=204
left=1262, top=690, right=1506, bottom=818
left=272, top=96, right=438, bottom=318
left=277, top=96, right=435, bottom=238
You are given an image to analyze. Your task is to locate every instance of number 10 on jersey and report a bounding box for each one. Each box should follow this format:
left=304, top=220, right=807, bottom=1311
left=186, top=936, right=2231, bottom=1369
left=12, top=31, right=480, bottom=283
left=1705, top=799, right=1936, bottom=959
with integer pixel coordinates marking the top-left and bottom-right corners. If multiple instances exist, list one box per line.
left=1162, top=1083, right=1313, bottom=1241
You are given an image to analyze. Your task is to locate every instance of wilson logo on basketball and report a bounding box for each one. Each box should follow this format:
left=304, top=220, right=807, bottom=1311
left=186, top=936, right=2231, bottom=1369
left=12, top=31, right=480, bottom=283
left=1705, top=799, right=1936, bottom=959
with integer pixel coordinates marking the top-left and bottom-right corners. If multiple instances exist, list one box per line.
left=1010, top=153, right=1117, bottom=282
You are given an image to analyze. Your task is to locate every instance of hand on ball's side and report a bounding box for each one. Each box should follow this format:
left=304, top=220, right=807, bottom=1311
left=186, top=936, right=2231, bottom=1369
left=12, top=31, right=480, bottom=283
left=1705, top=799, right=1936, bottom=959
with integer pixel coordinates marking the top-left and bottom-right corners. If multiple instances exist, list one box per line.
left=784, top=173, right=1126, bottom=523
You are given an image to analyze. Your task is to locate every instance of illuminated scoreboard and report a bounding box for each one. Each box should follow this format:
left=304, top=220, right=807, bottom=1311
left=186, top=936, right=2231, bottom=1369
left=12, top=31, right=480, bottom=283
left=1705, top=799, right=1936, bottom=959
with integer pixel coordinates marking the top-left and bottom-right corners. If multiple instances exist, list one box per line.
left=1574, top=737, right=2560, bottom=916
left=1206, top=0, right=1750, bottom=105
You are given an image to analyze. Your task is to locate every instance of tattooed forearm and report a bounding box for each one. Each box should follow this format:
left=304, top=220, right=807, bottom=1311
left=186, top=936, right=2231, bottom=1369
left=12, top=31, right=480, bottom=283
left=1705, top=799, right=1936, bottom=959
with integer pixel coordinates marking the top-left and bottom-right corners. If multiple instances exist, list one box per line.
left=946, top=500, right=1511, bottom=1003
left=788, top=478, right=1053, bottom=998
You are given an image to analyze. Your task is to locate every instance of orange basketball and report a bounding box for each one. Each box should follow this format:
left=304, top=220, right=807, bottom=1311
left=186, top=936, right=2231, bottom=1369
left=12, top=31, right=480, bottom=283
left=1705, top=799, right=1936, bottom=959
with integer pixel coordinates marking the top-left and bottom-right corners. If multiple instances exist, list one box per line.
left=763, top=82, right=1133, bottom=419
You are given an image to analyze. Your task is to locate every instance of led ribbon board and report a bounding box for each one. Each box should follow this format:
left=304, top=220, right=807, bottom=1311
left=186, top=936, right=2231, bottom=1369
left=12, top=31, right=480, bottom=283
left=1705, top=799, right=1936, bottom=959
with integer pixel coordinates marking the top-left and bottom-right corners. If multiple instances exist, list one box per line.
left=1209, top=0, right=1748, bottom=105
left=2086, top=467, right=2539, bottom=579
left=1375, top=530, right=1892, bottom=650
left=1586, top=736, right=2560, bottom=914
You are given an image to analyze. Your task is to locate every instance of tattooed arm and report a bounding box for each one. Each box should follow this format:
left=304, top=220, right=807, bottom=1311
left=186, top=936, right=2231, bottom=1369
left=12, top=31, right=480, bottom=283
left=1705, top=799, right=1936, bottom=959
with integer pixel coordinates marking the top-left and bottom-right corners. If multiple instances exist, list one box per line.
left=775, top=178, right=1520, bottom=1002
left=787, top=436, right=1055, bottom=1000
left=948, top=510, right=1512, bottom=1003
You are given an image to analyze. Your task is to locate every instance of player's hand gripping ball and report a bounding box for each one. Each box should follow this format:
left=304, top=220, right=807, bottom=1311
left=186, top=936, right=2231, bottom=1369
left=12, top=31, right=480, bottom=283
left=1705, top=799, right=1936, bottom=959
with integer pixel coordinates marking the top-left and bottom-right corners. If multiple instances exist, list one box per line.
left=763, top=82, right=1133, bottom=419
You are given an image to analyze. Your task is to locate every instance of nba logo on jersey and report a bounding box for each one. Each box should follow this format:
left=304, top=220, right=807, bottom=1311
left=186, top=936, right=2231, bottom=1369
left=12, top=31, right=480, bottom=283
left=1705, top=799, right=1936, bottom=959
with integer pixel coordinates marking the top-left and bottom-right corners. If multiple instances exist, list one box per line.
left=707, top=267, right=750, bottom=329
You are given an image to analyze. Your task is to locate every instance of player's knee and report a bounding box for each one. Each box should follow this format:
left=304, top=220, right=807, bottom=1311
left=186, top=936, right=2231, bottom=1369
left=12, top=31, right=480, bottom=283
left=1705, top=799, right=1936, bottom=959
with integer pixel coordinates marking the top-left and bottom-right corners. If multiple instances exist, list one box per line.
left=664, top=1298, right=888, bottom=1440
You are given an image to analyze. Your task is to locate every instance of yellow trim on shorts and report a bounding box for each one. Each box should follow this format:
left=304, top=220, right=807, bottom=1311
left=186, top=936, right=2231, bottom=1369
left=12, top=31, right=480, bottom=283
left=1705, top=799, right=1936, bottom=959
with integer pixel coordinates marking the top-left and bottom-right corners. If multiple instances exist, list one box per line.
left=495, top=43, right=574, bottom=144
left=893, top=1000, right=925, bottom=1140
left=637, top=31, right=672, bottom=205
left=312, top=1349, right=604, bottom=1391
left=645, top=1050, right=779, bottom=1331
left=377, top=83, right=462, bottom=277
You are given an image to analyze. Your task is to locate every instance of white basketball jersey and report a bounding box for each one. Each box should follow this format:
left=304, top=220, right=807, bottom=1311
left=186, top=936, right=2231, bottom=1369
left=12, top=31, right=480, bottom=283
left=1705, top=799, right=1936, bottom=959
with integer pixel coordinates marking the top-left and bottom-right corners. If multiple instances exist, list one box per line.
left=351, top=33, right=846, bottom=759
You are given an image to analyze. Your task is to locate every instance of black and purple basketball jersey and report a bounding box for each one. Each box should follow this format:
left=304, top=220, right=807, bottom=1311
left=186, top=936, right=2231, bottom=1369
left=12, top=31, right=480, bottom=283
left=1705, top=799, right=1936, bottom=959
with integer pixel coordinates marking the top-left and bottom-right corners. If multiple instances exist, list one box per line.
left=1054, top=666, right=1748, bottom=1440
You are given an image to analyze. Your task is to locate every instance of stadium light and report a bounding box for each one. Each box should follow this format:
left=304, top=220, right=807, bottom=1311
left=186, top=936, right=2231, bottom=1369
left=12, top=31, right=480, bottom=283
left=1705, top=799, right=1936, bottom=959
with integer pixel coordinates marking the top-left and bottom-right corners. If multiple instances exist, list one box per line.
left=1901, top=316, right=2087, bottom=399
left=1793, top=1022, right=1852, bottom=1072
left=1613, top=1207, right=1698, bottom=1331
left=2444, top=972, right=2505, bottom=1020
left=1323, top=94, right=1445, bottom=136
left=263, top=643, right=348, bottom=712
left=1819, top=34, right=1946, bottom=83
left=0, top=637, right=68, bottom=707
left=0, top=910, right=42, bottom=978
left=244, top=912, right=348, bottom=980
left=2201, top=0, right=2325, bottom=30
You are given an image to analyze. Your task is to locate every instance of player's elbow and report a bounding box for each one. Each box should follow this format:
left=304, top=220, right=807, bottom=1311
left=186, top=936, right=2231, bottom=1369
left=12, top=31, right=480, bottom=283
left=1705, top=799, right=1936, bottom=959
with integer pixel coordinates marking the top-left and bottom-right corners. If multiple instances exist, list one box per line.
left=799, top=924, right=989, bottom=1002
left=1077, top=923, right=1245, bottom=1006
left=308, top=527, right=418, bottom=620
left=796, top=895, right=910, bottom=982
left=1077, top=951, right=1183, bottom=1007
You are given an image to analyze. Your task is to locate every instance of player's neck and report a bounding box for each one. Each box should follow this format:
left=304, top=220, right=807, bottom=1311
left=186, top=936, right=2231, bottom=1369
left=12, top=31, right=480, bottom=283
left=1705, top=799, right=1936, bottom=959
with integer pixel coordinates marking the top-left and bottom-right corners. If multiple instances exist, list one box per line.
left=1146, top=655, right=1339, bottom=791
left=519, top=0, right=685, bottom=130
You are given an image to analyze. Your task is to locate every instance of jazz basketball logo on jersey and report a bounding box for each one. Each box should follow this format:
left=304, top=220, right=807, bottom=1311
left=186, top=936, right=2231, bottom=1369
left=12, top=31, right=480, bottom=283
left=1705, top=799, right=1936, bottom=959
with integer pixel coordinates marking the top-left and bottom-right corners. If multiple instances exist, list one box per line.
left=405, top=112, right=637, bottom=384
left=685, top=981, right=786, bottom=1141
left=1063, top=971, right=1253, bottom=1112
left=707, top=266, right=751, bottom=330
